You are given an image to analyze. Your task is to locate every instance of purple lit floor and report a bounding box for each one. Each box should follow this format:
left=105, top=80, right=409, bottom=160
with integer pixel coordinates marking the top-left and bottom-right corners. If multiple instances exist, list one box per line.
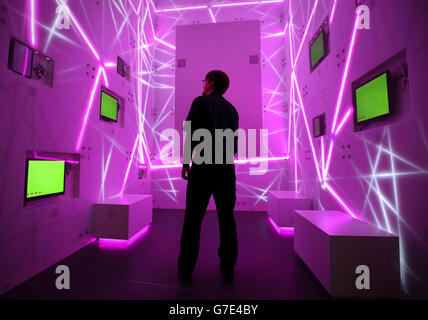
left=1, top=210, right=330, bottom=300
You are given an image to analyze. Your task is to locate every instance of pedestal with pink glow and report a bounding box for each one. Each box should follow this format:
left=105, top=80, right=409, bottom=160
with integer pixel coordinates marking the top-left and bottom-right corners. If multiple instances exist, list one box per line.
left=92, top=194, right=153, bottom=240
left=294, top=210, right=400, bottom=298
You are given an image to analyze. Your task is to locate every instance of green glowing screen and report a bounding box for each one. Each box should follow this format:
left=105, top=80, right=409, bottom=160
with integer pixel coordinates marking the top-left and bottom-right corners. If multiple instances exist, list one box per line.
left=100, top=91, right=118, bottom=121
left=26, top=160, right=65, bottom=199
left=355, top=72, right=390, bottom=123
left=310, top=31, right=325, bottom=68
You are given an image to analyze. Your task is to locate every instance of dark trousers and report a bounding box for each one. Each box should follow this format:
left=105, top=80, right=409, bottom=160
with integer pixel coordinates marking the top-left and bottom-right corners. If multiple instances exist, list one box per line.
left=178, top=164, right=238, bottom=274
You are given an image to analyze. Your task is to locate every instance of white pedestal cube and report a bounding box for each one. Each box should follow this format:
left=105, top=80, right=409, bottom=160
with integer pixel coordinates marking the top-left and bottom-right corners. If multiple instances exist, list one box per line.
left=267, top=191, right=312, bottom=227
left=92, top=194, right=152, bottom=240
left=294, top=210, right=400, bottom=298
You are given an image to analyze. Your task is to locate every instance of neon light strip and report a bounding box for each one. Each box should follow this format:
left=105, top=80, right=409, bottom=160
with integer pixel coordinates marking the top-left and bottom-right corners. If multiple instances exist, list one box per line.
left=156, top=5, right=208, bottom=13
left=97, top=225, right=151, bottom=248
left=268, top=217, right=294, bottom=236
left=292, top=0, right=319, bottom=68
left=103, top=61, right=117, bottom=68
left=324, top=182, right=361, bottom=220
left=208, top=8, right=216, bottom=23
left=33, top=152, right=80, bottom=164
left=262, top=22, right=288, bottom=39
left=325, top=13, right=360, bottom=175
left=293, top=73, right=322, bottom=182
left=212, top=0, right=283, bottom=8
left=149, top=155, right=290, bottom=170
left=321, top=135, right=325, bottom=182
left=127, top=0, right=140, bottom=15
left=29, top=0, right=36, bottom=46
left=334, top=107, right=353, bottom=136
left=75, top=66, right=102, bottom=151
left=120, top=135, right=140, bottom=196
left=329, top=0, right=338, bottom=25
left=101, top=67, right=109, bottom=87
left=330, top=13, right=360, bottom=134
left=57, top=0, right=100, bottom=60
left=22, top=47, right=29, bottom=76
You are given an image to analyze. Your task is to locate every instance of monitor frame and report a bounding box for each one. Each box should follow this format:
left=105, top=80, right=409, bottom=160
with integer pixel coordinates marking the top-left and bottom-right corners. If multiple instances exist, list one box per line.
left=313, top=113, right=326, bottom=138
left=8, top=37, right=34, bottom=79
left=352, top=69, right=393, bottom=132
left=309, top=18, right=330, bottom=73
left=24, top=159, right=66, bottom=204
left=100, top=88, right=119, bottom=123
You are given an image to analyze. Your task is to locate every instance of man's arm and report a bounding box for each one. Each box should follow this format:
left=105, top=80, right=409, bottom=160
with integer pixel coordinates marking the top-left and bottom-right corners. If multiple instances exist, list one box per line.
left=182, top=97, right=201, bottom=177
left=233, top=108, right=239, bottom=155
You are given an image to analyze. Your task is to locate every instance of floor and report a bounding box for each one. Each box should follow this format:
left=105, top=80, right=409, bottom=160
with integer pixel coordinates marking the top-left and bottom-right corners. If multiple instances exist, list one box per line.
left=1, top=210, right=330, bottom=300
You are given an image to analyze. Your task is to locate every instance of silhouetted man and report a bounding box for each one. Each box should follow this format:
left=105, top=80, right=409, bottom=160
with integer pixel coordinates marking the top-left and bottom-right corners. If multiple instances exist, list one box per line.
left=178, top=70, right=239, bottom=283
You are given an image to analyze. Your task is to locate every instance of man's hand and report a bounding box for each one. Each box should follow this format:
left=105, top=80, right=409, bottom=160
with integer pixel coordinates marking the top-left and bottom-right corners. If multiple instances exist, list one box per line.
left=181, top=166, right=190, bottom=180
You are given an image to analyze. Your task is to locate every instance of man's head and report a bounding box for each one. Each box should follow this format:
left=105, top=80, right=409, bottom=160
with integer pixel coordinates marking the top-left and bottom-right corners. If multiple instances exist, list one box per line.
left=202, top=70, right=230, bottom=96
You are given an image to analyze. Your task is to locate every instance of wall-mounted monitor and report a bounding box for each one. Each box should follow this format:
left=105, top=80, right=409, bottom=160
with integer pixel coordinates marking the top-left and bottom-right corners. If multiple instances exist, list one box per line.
left=313, top=113, right=326, bottom=137
left=352, top=70, right=392, bottom=131
left=117, top=56, right=130, bottom=81
left=309, top=18, right=330, bottom=73
left=100, top=89, right=119, bottom=122
left=8, top=37, right=33, bottom=78
left=25, top=159, right=66, bottom=203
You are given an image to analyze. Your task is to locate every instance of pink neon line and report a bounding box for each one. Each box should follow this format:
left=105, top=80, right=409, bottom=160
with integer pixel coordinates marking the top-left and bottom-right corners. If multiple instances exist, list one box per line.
left=98, top=225, right=151, bottom=248
left=22, top=47, right=29, bottom=76
left=329, top=0, right=338, bottom=25
left=212, top=0, right=283, bottom=8
left=324, top=182, right=362, bottom=220
left=33, top=153, right=80, bottom=164
left=101, top=67, right=109, bottom=87
left=57, top=0, right=100, bottom=60
left=155, top=37, right=176, bottom=50
left=208, top=8, right=216, bottom=23
left=287, top=23, right=294, bottom=154
left=156, top=5, right=208, bottom=13
left=120, top=135, right=140, bottom=196
left=75, top=66, right=102, bottom=152
left=331, top=13, right=359, bottom=134
left=293, top=74, right=322, bottom=182
left=127, top=0, right=139, bottom=15
left=293, top=0, right=319, bottom=68
left=334, top=107, right=353, bottom=136
left=268, top=217, right=294, bottom=236
left=262, top=22, right=288, bottom=39
left=29, top=0, right=36, bottom=47
left=293, top=89, right=298, bottom=192
left=325, top=13, right=360, bottom=175
left=149, top=155, right=290, bottom=170
left=103, top=61, right=117, bottom=68
left=321, top=135, right=325, bottom=182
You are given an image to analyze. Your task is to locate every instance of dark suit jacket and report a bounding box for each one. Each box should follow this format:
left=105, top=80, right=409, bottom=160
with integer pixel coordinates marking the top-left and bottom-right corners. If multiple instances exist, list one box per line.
left=183, top=91, right=239, bottom=167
